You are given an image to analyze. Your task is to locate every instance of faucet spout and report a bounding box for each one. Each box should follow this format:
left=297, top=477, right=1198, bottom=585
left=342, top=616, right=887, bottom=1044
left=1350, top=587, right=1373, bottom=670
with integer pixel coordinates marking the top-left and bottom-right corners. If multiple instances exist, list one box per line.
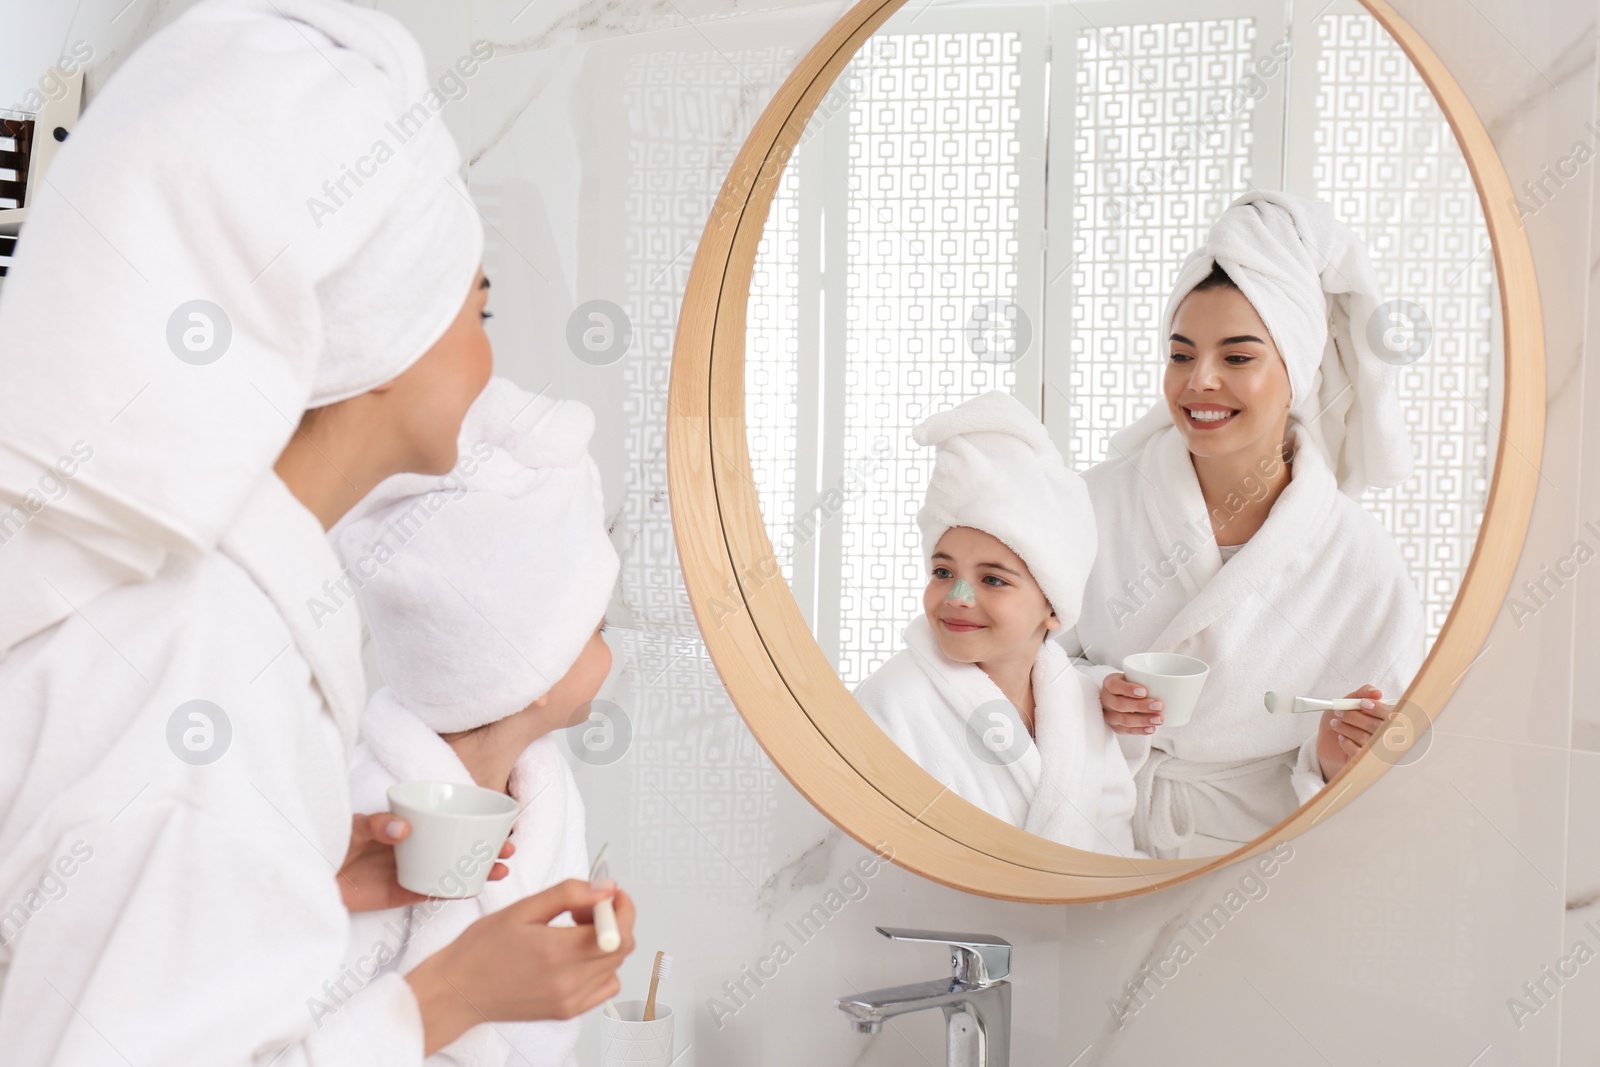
left=836, top=979, right=1011, bottom=1067
left=836, top=928, right=1013, bottom=1067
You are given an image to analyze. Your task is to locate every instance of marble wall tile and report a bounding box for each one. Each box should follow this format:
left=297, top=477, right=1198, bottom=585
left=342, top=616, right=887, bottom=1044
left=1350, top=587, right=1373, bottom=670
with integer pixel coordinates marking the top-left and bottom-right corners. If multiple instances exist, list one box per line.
left=1560, top=750, right=1600, bottom=1063
left=1571, top=0, right=1600, bottom=756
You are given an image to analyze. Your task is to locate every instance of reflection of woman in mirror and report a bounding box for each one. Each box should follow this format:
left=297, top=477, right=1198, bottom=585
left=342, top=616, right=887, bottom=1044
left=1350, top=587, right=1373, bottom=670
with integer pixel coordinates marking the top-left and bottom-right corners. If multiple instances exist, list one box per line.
left=1063, top=191, right=1425, bottom=860
left=855, top=392, right=1139, bottom=855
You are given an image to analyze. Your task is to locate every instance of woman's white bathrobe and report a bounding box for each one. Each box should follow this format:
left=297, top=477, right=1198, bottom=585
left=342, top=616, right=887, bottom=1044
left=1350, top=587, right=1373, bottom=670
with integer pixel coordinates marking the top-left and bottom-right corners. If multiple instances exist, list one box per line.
left=0, top=474, right=429, bottom=1065
left=1065, top=425, right=1424, bottom=857
left=855, top=615, right=1140, bottom=856
left=343, top=690, right=589, bottom=1067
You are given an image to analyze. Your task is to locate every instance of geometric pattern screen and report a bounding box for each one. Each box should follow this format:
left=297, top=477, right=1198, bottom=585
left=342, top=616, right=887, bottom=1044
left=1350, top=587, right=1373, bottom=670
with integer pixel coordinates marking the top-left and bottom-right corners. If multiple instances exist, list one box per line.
left=748, top=14, right=1494, bottom=685
left=837, top=31, right=1025, bottom=683
left=1315, top=12, right=1496, bottom=644
left=1064, top=18, right=1262, bottom=469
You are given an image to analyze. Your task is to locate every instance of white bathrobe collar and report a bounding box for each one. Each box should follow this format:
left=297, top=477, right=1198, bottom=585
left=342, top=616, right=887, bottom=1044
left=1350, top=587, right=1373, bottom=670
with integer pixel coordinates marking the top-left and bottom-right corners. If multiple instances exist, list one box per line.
left=1128, top=424, right=1339, bottom=655
left=217, top=472, right=367, bottom=750
left=901, top=614, right=1044, bottom=795
left=892, top=615, right=1139, bottom=854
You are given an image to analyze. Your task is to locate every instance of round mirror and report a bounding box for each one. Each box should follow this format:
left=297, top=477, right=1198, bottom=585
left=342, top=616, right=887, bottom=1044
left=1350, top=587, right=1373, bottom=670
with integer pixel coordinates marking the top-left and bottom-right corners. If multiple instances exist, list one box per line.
left=671, top=0, right=1542, bottom=899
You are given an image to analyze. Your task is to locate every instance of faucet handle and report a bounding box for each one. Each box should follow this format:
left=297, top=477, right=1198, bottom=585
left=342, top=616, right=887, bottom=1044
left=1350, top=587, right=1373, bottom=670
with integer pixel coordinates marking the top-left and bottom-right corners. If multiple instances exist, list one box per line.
left=876, top=927, right=1012, bottom=985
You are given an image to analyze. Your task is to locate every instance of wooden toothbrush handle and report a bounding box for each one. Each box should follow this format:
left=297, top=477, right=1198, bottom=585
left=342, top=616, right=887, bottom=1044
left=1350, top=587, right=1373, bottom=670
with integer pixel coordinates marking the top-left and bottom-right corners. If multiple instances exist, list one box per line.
left=643, top=949, right=664, bottom=1021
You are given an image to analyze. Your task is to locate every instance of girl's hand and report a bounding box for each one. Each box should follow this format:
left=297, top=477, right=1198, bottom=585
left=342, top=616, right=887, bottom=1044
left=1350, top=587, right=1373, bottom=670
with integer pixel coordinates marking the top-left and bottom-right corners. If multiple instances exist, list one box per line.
left=1100, top=672, right=1164, bottom=735
left=1317, top=685, right=1386, bottom=781
left=406, top=879, right=637, bottom=1055
left=338, top=812, right=516, bottom=913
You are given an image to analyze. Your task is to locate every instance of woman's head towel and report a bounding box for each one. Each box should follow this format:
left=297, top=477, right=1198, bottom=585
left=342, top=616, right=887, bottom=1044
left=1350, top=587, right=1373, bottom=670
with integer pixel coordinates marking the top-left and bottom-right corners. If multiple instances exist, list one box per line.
left=333, top=377, right=621, bottom=733
left=1110, top=190, right=1412, bottom=497
left=914, top=391, right=1096, bottom=629
left=0, top=0, right=483, bottom=655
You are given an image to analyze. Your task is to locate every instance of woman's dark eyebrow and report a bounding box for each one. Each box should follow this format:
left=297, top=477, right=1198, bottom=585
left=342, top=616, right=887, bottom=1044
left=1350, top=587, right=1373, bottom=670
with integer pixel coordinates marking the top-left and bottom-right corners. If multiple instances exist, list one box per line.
left=1169, top=332, right=1264, bottom=346
left=479, top=275, right=492, bottom=290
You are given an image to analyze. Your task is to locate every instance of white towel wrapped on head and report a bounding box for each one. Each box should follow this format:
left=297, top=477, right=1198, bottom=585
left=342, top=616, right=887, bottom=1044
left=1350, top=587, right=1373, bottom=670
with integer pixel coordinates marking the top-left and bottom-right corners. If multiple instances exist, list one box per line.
left=0, top=0, right=484, bottom=658
left=1108, top=189, right=1413, bottom=498
left=914, top=390, right=1096, bottom=628
left=332, top=376, right=621, bottom=732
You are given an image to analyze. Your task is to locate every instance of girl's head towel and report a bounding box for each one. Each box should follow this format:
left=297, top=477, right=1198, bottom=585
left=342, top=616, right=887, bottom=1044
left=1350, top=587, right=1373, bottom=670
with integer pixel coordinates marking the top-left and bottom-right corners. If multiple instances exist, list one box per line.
left=913, top=391, right=1096, bottom=629
left=1110, top=190, right=1411, bottom=497
left=333, top=376, right=620, bottom=732
left=0, top=0, right=483, bottom=654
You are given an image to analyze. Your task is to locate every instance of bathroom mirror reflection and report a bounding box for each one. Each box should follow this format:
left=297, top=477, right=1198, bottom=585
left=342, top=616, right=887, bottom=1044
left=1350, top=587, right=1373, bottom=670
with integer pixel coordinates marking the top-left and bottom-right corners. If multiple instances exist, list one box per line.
left=743, top=0, right=1501, bottom=859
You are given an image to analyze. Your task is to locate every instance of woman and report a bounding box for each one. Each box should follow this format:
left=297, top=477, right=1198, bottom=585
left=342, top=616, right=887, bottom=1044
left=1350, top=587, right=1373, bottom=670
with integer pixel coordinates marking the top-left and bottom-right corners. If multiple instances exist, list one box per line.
left=0, top=1, right=632, bottom=1062
left=1064, top=191, right=1425, bottom=859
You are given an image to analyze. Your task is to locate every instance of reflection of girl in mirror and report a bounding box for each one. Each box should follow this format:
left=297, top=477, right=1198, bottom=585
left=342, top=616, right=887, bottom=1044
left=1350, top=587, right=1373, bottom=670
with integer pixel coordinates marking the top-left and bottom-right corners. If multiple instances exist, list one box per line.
left=854, top=392, right=1139, bottom=855
left=1063, top=191, right=1425, bottom=860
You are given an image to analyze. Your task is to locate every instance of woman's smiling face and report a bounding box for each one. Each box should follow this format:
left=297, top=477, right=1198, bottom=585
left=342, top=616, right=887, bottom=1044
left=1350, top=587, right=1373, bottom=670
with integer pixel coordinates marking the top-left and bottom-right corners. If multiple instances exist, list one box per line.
left=1164, top=282, right=1293, bottom=461
left=922, top=526, right=1056, bottom=664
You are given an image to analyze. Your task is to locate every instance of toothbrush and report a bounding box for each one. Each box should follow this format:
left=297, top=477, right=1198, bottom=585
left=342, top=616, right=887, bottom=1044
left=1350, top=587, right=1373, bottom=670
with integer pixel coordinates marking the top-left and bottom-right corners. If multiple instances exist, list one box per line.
left=643, top=951, right=672, bottom=1021
left=1263, top=691, right=1369, bottom=715
left=588, top=844, right=622, bottom=952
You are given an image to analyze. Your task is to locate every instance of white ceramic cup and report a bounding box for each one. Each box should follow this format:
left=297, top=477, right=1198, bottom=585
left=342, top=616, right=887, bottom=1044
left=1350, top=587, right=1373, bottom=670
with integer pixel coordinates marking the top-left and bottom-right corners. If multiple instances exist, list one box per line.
left=602, top=1001, right=674, bottom=1067
left=1121, top=652, right=1210, bottom=729
left=386, top=781, right=519, bottom=898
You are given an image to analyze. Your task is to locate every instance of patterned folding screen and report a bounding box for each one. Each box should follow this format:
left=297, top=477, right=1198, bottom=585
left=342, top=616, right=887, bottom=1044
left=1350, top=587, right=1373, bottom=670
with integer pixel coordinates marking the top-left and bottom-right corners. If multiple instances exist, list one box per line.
left=747, top=4, right=1495, bottom=682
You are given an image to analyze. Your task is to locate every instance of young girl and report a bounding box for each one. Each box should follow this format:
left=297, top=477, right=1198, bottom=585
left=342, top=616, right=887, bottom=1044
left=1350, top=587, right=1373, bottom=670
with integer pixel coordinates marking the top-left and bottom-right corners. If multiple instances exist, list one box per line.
left=854, top=391, right=1139, bottom=856
left=332, top=376, right=619, bottom=1067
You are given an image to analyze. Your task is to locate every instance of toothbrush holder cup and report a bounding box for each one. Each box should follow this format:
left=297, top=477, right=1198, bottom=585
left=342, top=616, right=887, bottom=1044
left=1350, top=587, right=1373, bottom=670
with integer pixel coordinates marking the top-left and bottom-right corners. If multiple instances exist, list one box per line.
left=601, top=1001, right=674, bottom=1066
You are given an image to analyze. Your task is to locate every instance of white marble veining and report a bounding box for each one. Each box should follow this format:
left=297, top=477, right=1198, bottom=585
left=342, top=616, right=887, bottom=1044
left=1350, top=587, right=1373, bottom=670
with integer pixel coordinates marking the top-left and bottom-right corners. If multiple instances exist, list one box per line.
left=7, top=0, right=1600, bottom=1062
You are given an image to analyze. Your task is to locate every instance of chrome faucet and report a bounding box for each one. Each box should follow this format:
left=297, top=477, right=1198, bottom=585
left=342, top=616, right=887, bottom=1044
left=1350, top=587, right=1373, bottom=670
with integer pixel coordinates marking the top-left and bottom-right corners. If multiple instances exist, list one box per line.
left=835, top=927, right=1012, bottom=1067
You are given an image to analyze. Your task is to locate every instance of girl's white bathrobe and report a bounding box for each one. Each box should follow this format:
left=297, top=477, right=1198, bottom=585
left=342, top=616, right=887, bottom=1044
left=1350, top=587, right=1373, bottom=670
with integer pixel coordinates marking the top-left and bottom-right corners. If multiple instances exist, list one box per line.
left=343, top=689, right=589, bottom=1067
left=855, top=614, right=1140, bottom=856
left=1066, top=424, right=1425, bottom=857
left=0, top=474, right=430, bottom=1065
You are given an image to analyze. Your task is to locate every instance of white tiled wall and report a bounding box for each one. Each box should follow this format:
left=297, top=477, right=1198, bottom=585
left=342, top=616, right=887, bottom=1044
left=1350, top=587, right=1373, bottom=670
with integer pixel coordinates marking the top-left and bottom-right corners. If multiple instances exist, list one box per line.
left=7, top=0, right=1598, bottom=1062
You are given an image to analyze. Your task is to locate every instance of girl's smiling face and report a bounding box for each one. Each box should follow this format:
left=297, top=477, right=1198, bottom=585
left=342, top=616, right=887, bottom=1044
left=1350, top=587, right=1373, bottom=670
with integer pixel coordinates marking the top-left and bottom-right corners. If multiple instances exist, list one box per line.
left=922, top=526, right=1057, bottom=663
left=1164, top=281, right=1293, bottom=462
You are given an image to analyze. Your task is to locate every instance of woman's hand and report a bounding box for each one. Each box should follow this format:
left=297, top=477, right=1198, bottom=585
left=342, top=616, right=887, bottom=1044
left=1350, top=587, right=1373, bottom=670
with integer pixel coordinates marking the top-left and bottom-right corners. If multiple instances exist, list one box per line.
left=1316, top=685, right=1386, bottom=780
left=1100, top=672, right=1165, bottom=735
left=406, top=878, right=637, bottom=1055
left=338, top=812, right=515, bottom=913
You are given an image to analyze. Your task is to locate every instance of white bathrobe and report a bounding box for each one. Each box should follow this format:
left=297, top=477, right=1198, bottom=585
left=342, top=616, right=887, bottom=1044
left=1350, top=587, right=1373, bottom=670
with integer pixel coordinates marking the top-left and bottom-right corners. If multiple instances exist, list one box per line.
left=344, top=689, right=589, bottom=1067
left=1065, top=424, right=1425, bottom=857
left=0, top=474, right=427, bottom=1065
left=855, top=615, right=1140, bottom=856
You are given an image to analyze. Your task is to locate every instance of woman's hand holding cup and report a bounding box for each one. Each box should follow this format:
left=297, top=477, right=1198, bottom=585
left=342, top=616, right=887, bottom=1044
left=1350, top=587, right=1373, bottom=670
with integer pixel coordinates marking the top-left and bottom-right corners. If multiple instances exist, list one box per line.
left=1100, top=672, right=1165, bottom=735
left=338, top=812, right=515, bottom=913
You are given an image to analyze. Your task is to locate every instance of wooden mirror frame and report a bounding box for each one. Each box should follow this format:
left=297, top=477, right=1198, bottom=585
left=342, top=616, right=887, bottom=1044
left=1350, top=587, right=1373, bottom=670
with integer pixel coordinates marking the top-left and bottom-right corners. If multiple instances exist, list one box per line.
left=667, top=0, right=1545, bottom=901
